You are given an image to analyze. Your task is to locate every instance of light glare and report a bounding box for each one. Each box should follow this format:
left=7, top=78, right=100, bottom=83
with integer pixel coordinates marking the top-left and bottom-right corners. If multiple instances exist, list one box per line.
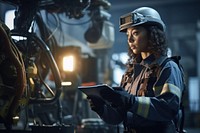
left=63, top=55, right=74, bottom=72
left=61, top=81, right=72, bottom=86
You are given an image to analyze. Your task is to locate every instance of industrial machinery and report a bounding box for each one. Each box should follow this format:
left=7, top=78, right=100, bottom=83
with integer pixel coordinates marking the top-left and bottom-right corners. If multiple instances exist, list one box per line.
left=0, top=0, right=115, bottom=132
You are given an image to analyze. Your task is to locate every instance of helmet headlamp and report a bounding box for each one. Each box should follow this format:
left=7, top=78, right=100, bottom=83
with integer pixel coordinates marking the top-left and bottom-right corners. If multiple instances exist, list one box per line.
left=120, top=12, right=147, bottom=32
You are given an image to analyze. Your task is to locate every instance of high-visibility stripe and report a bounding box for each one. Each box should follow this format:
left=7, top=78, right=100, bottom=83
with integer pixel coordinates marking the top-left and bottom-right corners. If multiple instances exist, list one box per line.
left=137, top=97, right=150, bottom=118
left=153, top=86, right=163, bottom=96
left=161, top=83, right=181, bottom=100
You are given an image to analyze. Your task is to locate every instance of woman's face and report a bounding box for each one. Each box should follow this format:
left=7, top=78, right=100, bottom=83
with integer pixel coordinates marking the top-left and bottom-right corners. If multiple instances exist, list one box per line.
left=127, top=26, right=149, bottom=55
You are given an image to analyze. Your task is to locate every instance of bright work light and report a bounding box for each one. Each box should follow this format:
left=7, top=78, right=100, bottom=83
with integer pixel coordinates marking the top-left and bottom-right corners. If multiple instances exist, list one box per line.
left=63, top=55, right=75, bottom=72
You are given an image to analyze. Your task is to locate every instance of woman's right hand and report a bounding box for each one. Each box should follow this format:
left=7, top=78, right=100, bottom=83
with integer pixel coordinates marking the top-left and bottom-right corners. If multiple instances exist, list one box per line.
left=87, top=96, right=126, bottom=125
left=87, top=96, right=105, bottom=116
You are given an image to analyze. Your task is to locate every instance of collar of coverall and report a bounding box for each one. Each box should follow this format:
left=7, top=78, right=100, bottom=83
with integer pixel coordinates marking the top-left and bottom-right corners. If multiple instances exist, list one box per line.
left=140, top=54, right=167, bottom=68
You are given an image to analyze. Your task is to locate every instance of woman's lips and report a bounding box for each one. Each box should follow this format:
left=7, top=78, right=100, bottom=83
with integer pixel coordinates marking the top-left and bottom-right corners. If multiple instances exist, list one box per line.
left=130, top=45, right=136, bottom=50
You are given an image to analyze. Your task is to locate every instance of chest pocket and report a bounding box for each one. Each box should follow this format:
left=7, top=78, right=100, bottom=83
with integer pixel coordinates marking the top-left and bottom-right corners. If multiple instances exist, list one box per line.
left=137, top=64, right=160, bottom=96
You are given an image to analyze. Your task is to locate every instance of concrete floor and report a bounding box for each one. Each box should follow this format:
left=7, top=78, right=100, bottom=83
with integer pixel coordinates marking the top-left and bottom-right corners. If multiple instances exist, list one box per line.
left=186, top=128, right=200, bottom=133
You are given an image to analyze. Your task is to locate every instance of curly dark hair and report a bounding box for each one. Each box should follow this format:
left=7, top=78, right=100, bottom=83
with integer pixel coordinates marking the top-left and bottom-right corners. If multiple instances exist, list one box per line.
left=127, top=25, right=168, bottom=65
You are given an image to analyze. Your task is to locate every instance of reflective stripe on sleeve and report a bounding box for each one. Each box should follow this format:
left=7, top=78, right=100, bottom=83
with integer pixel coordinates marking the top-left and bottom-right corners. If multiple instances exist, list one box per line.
left=161, top=83, right=181, bottom=100
left=136, top=97, right=150, bottom=118
left=153, top=86, right=163, bottom=96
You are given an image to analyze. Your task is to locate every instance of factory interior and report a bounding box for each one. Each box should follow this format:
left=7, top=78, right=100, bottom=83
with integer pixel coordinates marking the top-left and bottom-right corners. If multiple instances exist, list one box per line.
left=0, top=0, right=200, bottom=132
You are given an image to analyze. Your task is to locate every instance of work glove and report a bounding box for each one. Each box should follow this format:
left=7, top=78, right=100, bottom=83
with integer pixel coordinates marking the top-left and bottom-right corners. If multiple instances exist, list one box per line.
left=87, top=96, right=105, bottom=116
left=100, top=87, right=135, bottom=110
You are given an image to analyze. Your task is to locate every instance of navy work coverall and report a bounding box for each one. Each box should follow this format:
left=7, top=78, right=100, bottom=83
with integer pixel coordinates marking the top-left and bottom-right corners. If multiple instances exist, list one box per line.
left=99, top=54, right=184, bottom=133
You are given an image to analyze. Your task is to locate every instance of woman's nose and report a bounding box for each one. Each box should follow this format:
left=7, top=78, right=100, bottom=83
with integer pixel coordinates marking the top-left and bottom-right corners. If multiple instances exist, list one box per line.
left=128, top=36, right=134, bottom=43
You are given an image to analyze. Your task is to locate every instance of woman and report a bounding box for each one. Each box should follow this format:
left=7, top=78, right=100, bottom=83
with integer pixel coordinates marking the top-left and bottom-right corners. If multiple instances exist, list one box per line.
left=87, top=7, right=185, bottom=133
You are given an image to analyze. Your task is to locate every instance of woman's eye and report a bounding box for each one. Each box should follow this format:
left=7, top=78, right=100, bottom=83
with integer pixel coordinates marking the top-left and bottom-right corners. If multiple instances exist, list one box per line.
left=132, top=31, right=138, bottom=36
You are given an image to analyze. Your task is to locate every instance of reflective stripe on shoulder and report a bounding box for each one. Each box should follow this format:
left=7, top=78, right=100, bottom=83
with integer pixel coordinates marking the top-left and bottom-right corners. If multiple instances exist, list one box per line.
left=161, top=83, right=181, bottom=100
left=136, top=97, right=150, bottom=118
